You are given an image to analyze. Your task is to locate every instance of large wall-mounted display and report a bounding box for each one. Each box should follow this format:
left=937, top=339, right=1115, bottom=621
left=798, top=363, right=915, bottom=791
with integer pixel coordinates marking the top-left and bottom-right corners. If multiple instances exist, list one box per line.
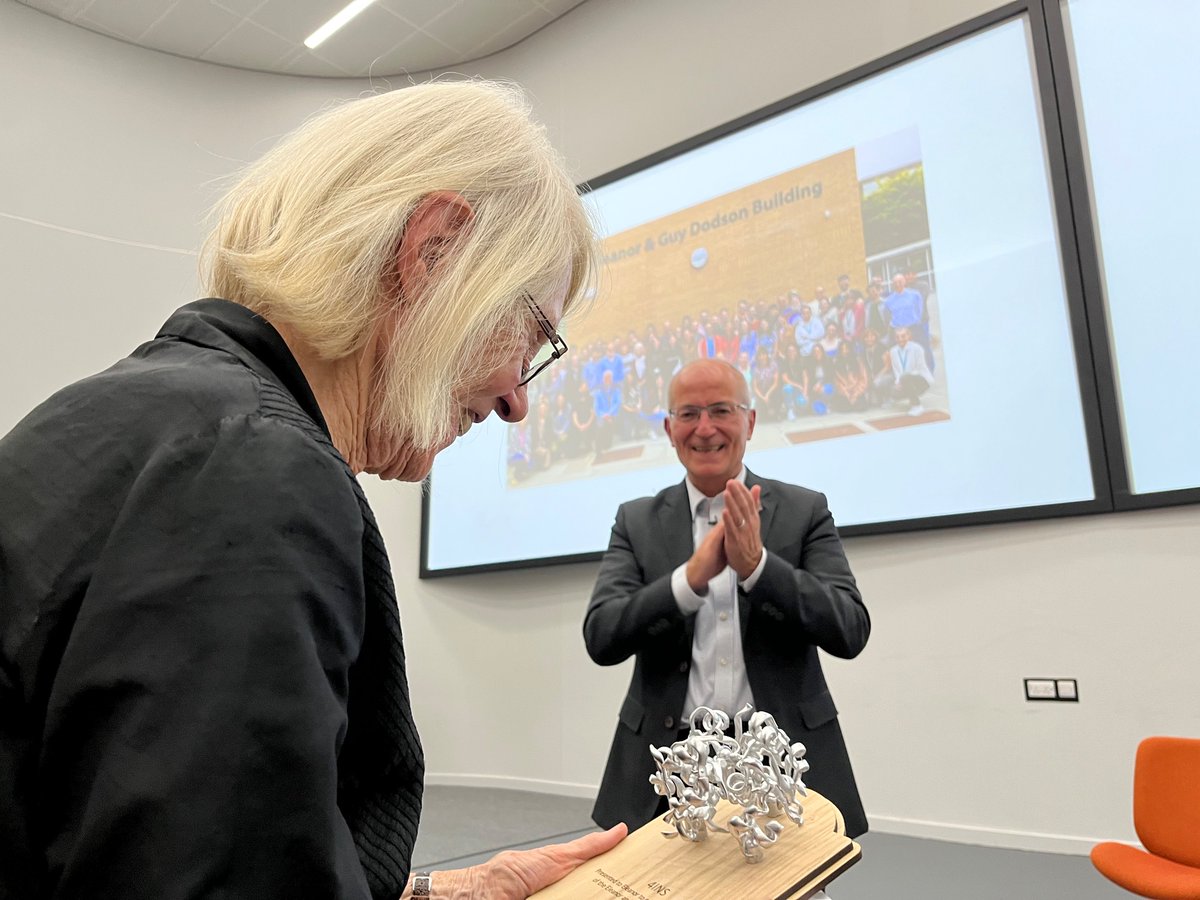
left=421, top=5, right=1126, bottom=576
left=1057, top=0, right=1200, bottom=504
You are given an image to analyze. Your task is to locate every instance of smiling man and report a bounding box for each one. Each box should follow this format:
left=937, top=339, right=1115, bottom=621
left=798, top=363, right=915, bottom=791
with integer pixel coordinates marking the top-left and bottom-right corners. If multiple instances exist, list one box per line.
left=583, top=358, right=871, bottom=840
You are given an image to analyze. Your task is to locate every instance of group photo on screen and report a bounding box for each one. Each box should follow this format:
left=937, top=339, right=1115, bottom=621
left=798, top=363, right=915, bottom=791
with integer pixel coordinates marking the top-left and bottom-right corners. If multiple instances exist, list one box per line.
left=507, top=131, right=950, bottom=488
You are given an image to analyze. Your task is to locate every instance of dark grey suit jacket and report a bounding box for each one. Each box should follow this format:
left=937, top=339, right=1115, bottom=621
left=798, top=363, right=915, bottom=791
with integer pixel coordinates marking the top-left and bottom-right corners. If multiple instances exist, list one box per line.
left=583, top=470, right=870, bottom=837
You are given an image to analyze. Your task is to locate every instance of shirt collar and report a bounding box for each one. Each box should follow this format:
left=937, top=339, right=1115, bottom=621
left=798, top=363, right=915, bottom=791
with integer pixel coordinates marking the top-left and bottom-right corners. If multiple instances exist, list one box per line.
left=155, top=298, right=329, bottom=437
left=684, top=466, right=747, bottom=518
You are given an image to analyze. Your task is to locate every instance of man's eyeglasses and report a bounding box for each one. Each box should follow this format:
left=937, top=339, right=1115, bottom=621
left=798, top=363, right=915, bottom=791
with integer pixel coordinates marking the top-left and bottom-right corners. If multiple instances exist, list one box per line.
left=518, top=293, right=568, bottom=387
left=668, top=402, right=750, bottom=423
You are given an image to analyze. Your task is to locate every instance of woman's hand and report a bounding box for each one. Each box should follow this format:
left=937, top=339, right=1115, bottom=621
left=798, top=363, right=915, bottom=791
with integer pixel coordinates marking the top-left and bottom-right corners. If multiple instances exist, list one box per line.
left=478, top=824, right=627, bottom=896
left=412, top=824, right=627, bottom=898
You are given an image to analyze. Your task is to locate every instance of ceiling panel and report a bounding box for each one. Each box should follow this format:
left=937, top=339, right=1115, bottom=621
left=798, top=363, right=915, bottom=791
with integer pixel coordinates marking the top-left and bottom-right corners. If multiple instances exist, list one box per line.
left=537, top=0, right=585, bottom=14
left=141, top=3, right=243, bottom=59
left=418, top=0, right=537, bottom=56
left=471, top=7, right=552, bottom=59
left=37, top=0, right=97, bottom=15
left=77, top=1, right=170, bottom=39
left=308, top=4, right=417, bottom=75
left=363, top=30, right=457, bottom=79
left=17, top=0, right=590, bottom=78
left=377, top=0, right=462, bottom=30
left=211, top=0, right=267, bottom=17
left=251, top=0, right=331, bottom=44
left=201, top=17, right=299, bottom=72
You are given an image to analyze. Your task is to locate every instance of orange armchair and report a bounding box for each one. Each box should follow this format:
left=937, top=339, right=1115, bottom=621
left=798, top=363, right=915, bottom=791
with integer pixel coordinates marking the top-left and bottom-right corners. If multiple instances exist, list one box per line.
left=1091, top=736, right=1200, bottom=899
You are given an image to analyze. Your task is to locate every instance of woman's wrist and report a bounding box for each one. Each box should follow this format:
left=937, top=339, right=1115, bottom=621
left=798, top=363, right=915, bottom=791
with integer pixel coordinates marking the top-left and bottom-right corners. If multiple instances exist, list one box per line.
left=403, top=866, right=480, bottom=899
left=433, top=866, right=483, bottom=899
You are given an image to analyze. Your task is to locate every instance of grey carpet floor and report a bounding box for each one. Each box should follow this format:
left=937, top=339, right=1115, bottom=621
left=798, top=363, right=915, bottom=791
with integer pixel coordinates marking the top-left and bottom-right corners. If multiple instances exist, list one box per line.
left=411, top=786, right=1129, bottom=898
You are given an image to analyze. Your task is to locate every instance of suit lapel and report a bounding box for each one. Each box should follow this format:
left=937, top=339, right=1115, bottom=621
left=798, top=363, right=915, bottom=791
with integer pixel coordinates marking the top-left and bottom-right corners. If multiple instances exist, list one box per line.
left=657, top=480, right=694, bottom=572
left=658, top=480, right=697, bottom=649
left=746, top=469, right=777, bottom=544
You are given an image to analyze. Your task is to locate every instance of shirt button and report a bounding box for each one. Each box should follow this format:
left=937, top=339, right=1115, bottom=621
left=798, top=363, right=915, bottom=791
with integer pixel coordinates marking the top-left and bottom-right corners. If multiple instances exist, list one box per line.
left=719, top=611, right=728, bottom=621
left=720, top=657, right=728, bottom=666
left=678, top=661, right=689, bottom=673
left=664, top=716, right=675, bottom=729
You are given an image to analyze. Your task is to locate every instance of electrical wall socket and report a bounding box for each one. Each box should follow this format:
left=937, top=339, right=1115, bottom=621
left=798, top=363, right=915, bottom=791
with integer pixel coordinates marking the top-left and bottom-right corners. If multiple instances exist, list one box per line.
left=1025, top=677, right=1079, bottom=702
left=1056, top=678, right=1078, bottom=700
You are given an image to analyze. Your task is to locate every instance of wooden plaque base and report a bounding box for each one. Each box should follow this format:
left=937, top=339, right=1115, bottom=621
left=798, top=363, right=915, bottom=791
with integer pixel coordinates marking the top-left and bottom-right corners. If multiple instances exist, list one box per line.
left=531, top=790, right=860, bottom=900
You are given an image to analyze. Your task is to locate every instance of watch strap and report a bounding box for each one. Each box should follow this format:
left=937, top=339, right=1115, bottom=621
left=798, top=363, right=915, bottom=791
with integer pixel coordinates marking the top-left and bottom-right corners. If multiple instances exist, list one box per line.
left=411, top=871, right=433, bottom=897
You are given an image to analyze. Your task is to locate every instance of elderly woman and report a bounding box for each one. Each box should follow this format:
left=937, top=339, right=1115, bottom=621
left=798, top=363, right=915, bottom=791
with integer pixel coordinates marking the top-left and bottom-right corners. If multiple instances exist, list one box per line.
left=0, top=82, right=623, bottom=899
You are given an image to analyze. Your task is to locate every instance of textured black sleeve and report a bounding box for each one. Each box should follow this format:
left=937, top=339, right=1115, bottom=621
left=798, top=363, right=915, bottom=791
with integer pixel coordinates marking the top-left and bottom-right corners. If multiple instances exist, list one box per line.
left=38, top=414, right=371, bottom=899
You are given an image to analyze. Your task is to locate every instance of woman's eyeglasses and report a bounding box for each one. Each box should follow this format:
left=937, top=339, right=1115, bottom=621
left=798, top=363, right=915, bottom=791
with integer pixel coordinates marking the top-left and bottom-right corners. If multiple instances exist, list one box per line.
left=518, top=293, right=568, bottom=386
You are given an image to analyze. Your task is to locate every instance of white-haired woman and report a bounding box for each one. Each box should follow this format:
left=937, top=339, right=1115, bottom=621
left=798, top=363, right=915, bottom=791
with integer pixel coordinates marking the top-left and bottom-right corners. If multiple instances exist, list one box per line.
left=0, top=81, right=623, bottom=899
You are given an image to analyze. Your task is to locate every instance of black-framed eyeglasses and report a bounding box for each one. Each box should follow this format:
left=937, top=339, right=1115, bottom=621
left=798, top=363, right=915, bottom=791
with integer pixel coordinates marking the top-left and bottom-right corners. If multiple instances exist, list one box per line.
left=667, top=401, right=750, bottom=423
left=518, top=292, right=568, bottom=386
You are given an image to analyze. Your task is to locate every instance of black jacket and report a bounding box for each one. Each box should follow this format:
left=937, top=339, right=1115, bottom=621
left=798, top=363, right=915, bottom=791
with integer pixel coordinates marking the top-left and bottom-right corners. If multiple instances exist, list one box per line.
left=0, top=299, right=422, bottom=899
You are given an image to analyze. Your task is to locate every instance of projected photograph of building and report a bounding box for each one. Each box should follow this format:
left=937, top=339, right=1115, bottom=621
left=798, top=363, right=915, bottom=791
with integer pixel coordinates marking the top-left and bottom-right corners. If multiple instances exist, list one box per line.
left=506, top=128, right=948, bottom=488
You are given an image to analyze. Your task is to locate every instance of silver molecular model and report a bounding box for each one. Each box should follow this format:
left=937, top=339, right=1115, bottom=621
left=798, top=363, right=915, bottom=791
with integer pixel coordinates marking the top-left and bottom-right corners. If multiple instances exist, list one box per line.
left=648, top=705, right=809, bottom=863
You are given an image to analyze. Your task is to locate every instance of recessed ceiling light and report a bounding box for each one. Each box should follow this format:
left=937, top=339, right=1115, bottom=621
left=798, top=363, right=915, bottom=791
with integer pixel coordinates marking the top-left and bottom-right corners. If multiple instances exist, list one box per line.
left=304, top=0, right=378, bottom=49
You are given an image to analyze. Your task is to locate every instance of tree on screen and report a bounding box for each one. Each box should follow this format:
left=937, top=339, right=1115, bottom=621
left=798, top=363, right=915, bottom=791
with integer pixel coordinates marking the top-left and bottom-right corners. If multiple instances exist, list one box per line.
left=862, top=166, right=930, bottom=256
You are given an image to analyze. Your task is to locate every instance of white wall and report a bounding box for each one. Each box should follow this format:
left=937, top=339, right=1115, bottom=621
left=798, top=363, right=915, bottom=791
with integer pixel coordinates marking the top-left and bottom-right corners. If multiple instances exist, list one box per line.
left=5, top=0, right=1197, bottom=858
left=0, top=1, right=361, bottom=429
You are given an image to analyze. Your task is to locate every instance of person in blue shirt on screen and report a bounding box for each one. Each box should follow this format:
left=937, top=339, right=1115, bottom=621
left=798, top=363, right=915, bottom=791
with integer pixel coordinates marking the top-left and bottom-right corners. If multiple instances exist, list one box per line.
left=593, top=369, right=622, bottom=451
left=601, top=340, right=625, bottom=384
left=583, top=346, right=605, bottom=392
left=883, top=272, right=924, bottom=333
left=738, top=322, right=759, bottom=361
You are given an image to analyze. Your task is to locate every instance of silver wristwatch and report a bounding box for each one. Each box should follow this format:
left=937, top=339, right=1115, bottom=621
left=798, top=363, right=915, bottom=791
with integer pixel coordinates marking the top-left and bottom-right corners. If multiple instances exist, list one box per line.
left=411, top=872, right=433, bottom=897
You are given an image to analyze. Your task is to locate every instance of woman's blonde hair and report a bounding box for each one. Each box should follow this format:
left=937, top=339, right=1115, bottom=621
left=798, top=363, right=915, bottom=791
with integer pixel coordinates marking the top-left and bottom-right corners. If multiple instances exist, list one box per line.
left=203, top=80, right=597, bottom=450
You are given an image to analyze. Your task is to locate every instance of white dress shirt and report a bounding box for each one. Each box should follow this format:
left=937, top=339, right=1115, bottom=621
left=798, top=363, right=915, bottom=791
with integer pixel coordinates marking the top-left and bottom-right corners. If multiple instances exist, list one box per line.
left=669, top=468, right=767, bottom=722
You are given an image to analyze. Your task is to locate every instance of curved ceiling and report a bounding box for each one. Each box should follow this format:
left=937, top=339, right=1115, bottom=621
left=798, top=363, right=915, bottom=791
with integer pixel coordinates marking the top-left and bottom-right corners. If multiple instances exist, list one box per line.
left=17, top=0, right=587, bottom=78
